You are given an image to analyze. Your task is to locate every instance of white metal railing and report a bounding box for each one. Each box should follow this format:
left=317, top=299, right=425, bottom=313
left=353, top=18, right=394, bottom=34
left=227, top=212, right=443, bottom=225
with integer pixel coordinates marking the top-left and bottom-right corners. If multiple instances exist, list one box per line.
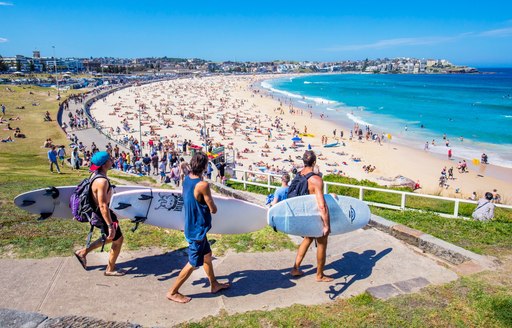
left=230, top=168, right=512, bottom=218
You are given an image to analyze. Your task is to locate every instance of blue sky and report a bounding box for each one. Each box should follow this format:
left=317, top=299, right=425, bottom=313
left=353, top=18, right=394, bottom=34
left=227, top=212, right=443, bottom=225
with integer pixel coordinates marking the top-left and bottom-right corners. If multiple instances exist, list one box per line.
left=1, top=1, right=512, bottom=66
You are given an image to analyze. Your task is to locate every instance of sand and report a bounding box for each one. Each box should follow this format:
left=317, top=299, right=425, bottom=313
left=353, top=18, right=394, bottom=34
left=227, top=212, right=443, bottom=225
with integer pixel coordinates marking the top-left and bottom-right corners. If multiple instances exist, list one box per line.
left=89, top=75, right=512, bottom=204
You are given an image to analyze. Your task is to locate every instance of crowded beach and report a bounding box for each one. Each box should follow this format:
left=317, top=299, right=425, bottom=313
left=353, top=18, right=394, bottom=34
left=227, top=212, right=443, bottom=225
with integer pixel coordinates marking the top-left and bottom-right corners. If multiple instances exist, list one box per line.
left=82, top=75, right=511, bottom=202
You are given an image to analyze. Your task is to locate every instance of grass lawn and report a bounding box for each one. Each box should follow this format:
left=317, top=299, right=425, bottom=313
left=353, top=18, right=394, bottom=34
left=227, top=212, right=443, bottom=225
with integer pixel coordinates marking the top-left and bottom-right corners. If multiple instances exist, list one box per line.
left=0, top=85, right=294, bottom=258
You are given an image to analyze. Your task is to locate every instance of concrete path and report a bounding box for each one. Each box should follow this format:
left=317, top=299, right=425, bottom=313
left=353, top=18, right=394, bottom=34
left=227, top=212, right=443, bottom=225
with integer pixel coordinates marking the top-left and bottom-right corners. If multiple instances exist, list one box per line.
left=0, top=227, right=458, bottom=327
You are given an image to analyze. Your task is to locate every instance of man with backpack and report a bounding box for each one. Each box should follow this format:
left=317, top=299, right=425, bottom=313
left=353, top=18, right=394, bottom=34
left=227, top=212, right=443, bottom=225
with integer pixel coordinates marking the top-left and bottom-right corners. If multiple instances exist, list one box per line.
left=289, top=150, right=333, bottom=282
left=73, top=151, right=126, bottom=276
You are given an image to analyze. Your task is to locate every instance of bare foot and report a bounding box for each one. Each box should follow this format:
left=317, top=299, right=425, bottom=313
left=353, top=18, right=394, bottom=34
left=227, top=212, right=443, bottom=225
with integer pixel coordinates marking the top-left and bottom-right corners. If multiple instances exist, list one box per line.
left=316, top=275, right=334, bottom=282
left=166, top=292, right=192, bottom=303
left=211, top=281, right=230, bottom=294
left=290, top=268, right=304, bottom=277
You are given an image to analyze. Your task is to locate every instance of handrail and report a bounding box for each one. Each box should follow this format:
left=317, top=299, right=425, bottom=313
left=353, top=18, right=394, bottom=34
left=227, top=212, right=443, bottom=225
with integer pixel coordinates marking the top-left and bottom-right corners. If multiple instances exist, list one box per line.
left=230, top=168, right=512, bottom=218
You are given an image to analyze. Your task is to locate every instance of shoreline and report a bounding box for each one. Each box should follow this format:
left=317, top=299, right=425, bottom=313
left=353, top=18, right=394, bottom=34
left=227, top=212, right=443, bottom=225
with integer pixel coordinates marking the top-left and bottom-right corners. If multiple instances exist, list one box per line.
left=258, top=75, right=512, bottom=185
left=259, top=73, right=512, bottom=170
left=88, top=74, right=512, bottom=203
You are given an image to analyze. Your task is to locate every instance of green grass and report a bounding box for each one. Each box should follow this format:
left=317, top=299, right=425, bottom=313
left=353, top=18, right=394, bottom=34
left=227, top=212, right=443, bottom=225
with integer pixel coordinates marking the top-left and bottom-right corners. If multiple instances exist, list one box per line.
left=371, top=208, right=512, bottom=255
left=0, top=85, right=293, bottom=258
left=182, top=271, right=512, bottom=327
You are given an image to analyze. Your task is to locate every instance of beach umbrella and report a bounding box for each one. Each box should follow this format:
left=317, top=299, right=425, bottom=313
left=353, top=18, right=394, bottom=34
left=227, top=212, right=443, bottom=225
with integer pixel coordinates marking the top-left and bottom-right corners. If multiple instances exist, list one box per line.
left=291, top=136, right=302, bottom=142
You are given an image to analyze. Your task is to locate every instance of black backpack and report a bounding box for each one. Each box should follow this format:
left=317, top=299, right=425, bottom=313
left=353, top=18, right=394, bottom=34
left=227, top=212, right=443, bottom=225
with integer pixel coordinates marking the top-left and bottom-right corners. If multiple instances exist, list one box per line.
left=287, top=172, right=316, bottom=198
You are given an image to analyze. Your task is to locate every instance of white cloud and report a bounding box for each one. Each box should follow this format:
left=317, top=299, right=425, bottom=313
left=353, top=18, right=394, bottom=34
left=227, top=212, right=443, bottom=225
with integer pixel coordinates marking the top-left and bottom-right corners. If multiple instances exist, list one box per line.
left=323, top=24, right=512, bottom=52
left=0, top=38, right=7, bottom=43
left=0, top=2, right=13, bottom=5
left=324, top=36, right=455, bottom=52
left=478, top=27, right=512, bottom=37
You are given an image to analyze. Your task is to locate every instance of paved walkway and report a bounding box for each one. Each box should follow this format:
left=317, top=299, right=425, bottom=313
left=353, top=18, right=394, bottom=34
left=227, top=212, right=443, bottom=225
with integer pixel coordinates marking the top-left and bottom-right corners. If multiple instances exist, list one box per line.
left=0, top=225, right=458, bottom=327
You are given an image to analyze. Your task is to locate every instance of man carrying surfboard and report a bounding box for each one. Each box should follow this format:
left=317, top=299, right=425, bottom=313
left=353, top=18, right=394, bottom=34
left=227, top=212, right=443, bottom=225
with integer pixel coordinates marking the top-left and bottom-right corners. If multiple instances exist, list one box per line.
left=74, top=151, right=126, bottom=276
left=166, top=151, right=229, bottom=303
left=290, top=150, right=333, bottom=282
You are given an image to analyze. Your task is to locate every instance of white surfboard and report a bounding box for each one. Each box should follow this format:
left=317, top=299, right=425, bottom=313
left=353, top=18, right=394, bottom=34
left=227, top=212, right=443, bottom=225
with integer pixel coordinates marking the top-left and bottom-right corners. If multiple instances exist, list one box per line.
left=14, top=185, right=150, bottom=220
left=267, top=194, right=370, bottom=237
left=109, top=189, right=267, bottom=234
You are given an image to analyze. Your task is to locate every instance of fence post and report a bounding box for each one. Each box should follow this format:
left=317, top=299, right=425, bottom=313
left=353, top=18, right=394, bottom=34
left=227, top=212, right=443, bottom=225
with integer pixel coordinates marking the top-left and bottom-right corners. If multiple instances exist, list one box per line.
left=359, top=187, right=364, bottom=200
left=243, top=170, right=247, bottom=189
left=324, top=182, right=328, bottom=194
left=401, top=193, right=406, bottom=210
left=453, top=199, right=460, bottom=218
left=267, top=173, right=271, bottom=192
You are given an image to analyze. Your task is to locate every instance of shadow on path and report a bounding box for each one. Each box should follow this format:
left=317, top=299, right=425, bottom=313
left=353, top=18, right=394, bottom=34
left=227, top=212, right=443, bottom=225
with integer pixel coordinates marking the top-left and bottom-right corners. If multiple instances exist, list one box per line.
left=188, top=264, right=314, bottom=299
left=87, top=248, right=189, bottom=281
left=323, top=248, right=393, bottom=299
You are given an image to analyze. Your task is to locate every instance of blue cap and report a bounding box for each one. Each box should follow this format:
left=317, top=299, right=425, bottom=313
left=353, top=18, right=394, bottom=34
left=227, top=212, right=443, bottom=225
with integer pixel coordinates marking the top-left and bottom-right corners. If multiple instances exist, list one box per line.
left=90, top=151, right=110, bottom=171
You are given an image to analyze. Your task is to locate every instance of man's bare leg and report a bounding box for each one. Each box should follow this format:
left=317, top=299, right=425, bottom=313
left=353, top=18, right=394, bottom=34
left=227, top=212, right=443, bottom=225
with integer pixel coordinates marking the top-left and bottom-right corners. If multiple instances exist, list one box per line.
left=74, top=237, right=113, bottom=266
left=106, top=236, right=124, bottom=274
left=291, top=237, right=313, bottom=276
left=166, top=262, right=195, bottom=303
left=203, top=252, right=230, bottom=293
left=315, top=235, right=333, bottom=282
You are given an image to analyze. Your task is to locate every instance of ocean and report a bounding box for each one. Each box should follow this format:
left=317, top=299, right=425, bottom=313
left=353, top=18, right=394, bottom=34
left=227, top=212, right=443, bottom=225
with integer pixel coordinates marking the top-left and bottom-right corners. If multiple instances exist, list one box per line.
left=261, top=69, right=512, bottom=168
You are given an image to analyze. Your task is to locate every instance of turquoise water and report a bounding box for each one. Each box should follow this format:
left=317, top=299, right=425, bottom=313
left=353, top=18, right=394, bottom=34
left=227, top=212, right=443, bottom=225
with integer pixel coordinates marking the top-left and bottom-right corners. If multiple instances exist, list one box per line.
left=262, top=69, right=512, bottom=168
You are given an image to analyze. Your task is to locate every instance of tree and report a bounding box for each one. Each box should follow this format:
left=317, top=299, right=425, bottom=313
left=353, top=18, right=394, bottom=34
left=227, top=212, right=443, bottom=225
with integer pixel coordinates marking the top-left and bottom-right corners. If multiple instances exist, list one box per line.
left=29, top=61, right=35, bottom=72
left=16, top=60, right=21, bottom=72
left=0, top=56, right=8, bottom=72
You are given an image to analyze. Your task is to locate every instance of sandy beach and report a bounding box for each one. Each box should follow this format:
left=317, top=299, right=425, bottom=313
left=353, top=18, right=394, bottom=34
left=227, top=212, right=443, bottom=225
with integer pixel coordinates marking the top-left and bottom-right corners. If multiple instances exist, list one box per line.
left=89, top=75, right=512, bottom=203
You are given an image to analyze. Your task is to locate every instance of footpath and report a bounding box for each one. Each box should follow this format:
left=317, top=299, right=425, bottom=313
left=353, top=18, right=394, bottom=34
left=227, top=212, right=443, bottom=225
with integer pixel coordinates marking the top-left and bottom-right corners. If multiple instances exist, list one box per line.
left=0, top=90, right=498, bottom=327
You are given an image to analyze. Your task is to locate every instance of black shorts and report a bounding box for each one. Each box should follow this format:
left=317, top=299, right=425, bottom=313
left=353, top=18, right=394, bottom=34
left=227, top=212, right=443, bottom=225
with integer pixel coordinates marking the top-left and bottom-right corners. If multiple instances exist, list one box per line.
left=100, top=210, right=123, bottom=241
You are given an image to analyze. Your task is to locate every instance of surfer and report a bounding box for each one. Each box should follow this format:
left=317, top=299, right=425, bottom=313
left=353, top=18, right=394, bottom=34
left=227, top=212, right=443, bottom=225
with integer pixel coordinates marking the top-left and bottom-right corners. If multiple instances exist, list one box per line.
left=290, top=150, right=333, bottom=282
left=166, top=152, right=229, bottom=303
left=74, top=151, right=126, bottom=276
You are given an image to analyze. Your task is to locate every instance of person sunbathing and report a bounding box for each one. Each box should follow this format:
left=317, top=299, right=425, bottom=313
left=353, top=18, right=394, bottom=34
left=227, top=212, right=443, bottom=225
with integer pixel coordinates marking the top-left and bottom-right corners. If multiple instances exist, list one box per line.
left=14, top=131, right=26, bottom=138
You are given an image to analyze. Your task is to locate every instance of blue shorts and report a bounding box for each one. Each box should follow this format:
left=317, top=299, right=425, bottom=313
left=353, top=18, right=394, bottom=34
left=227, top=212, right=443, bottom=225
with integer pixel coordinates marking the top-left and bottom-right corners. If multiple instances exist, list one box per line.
left=188, top=237, right=211, bottom=267
left=160, top=171, right=165, bottom=177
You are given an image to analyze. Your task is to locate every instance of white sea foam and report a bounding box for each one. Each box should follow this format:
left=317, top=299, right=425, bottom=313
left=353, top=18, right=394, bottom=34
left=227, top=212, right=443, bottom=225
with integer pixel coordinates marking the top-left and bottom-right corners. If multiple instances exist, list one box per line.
left=504, top=115, right=512, bottom=118
left=261, top=80, right=337, bottom=104
left=347, top=113, right=373, bottom=127
left=326, top=107, right=336, bottom=111
left=304, top=81, right=312, bottom=84
left=298, top=101, right=307, bottom=104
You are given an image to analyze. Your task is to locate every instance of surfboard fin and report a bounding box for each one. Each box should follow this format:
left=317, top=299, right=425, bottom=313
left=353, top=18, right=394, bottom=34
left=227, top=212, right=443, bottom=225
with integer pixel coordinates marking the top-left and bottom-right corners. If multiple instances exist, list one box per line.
left=129, top=216, right=147, bottom=232
left=133, top=216, right=147, bottom=222
left=270, top=216, right=277, bottom=232
left=21, top=200, right=36, bottom=207
left=37, top=212, right=52, bottom=221
left=114, top=202, right=132, bottom=210
left=138, top=194, right=153, bottom=201
left=44, top=187, right=60, bottom=199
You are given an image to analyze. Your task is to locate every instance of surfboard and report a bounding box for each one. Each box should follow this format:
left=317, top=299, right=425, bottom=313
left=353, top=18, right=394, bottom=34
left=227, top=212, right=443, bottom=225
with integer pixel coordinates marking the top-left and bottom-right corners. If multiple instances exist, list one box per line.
left=14, top=185, right=150, bottom=220
left=109, top=189, right=267, bottom=234
left=267, top=194, right=370, bottom=237
left=323, top=141, right=340, bottom=148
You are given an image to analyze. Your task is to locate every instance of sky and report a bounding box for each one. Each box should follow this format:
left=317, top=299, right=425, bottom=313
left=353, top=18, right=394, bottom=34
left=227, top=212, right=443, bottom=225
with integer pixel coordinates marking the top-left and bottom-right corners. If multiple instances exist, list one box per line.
left=1, top=1, right=512, bottom=66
